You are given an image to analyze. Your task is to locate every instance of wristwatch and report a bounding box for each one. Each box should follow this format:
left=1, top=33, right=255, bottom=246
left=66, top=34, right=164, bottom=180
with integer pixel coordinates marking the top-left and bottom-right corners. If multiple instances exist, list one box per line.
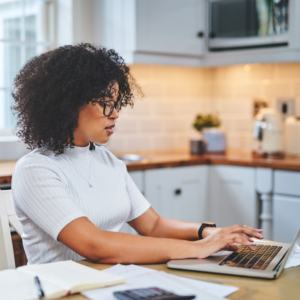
left=198, top=222, right=216, bottom=239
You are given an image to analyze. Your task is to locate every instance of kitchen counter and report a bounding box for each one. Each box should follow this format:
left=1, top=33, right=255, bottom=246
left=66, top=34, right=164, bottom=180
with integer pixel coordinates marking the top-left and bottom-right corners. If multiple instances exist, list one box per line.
left=124, top=149, right=300, bottom=172
left=2, top=149, right=300, bottom=184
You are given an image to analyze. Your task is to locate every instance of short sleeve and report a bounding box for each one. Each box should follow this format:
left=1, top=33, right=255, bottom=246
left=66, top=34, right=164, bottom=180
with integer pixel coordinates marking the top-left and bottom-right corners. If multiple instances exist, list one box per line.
left=12, top=155, right=86, bottom=240
left=125, top=173, right=151, bottom=222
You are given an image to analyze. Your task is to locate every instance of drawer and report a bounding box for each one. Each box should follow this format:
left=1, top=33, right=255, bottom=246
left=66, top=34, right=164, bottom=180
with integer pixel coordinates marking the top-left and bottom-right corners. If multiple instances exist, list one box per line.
left=274, top=170, right=300, bottom=196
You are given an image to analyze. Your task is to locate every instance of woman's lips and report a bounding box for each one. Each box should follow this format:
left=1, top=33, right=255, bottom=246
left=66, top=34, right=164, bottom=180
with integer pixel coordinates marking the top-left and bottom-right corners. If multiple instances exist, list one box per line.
left=105, top=125, right=115, bottom=134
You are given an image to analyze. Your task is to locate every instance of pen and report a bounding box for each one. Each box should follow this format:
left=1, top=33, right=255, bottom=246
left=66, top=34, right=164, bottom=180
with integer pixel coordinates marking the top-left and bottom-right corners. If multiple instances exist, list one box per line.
left=34, top=276, right=45, bottom=299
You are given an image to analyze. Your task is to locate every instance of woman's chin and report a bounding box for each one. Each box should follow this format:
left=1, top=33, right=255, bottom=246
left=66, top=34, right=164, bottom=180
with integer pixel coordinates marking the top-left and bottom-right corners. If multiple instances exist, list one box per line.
left=92, top=137, right=110, bottom=145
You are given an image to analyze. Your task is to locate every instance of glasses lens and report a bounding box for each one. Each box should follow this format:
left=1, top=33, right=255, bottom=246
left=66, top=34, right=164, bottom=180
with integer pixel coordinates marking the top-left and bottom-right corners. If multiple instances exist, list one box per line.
left=104, top=102, right=113, bottom=116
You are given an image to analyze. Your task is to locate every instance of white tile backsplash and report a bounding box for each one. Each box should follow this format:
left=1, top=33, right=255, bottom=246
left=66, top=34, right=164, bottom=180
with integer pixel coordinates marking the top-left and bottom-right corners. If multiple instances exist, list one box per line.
left=106, top=63, right=300, bottom=153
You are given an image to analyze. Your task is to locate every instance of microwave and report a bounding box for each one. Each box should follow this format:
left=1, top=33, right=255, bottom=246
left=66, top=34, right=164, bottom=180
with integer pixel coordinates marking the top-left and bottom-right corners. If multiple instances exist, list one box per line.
left=208, top=0, right=289, bottom=51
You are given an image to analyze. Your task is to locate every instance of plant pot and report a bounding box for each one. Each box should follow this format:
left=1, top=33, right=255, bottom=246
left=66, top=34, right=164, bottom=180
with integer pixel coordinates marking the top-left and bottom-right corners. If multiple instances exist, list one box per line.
left=202, top=128, right=226, bottom=152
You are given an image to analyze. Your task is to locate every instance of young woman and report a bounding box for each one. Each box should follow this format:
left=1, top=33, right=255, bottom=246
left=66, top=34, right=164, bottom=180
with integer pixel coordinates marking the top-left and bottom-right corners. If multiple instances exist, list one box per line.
left=12, top=43, right=263, bottom=265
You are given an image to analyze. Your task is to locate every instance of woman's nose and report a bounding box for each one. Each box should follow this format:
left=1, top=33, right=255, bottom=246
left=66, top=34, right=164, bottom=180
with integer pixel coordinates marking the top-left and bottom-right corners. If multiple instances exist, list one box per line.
left=110, top=107, right=119, bottom=119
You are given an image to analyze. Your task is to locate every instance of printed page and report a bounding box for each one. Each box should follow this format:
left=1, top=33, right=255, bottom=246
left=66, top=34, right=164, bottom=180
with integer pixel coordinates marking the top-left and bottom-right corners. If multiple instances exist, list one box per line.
left=18, top=260, right=125, bottom=293
left=285, top=246, right=300, bottom=269
left=0, top=269, right=63, bottom=300
left=98, top=264, right=237, bottom=297
left=162, top=272, right=238, bottom=297
left=102, top=264, right=156, bottom=278
left=83, top=264, right=235, bottom=300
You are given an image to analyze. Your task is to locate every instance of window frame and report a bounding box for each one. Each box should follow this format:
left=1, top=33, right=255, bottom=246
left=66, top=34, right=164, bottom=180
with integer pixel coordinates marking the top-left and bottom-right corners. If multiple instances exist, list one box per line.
left=0, top=0, right=55, bottom=137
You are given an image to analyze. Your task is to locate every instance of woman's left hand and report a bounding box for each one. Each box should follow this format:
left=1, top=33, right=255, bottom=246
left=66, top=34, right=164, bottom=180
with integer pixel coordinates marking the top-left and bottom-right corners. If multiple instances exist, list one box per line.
left=202, top=224, right=263, bottom=240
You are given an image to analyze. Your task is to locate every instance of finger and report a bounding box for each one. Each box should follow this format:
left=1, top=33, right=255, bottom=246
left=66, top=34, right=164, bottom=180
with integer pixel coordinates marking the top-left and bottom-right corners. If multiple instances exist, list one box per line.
left=222, top=244, right=239, bottom=251
left=242, top=225, right=264, bottom=238
left=226, top=233, right=254, bottom=249
left=230, top=225, right=264, bottom=239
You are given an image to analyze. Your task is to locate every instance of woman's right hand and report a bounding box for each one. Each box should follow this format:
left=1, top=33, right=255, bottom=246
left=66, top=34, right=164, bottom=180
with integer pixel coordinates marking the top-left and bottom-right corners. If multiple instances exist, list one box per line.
left=192, top=224, right=263, bottom=259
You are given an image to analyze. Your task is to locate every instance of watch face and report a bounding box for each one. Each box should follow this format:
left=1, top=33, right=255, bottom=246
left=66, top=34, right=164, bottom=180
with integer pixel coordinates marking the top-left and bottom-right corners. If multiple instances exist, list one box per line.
left=203, top=222, right=216, bottom=226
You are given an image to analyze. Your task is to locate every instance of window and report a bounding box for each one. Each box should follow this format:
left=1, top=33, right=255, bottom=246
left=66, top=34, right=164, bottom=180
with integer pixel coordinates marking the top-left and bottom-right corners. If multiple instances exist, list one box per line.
left=0, top=0, right=54, bottom=133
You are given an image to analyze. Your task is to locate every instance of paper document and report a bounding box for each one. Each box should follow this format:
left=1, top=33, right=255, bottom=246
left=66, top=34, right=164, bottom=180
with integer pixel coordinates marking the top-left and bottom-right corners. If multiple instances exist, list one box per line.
left=284, top=246, right=300, bottom=269
left=82, top=264, right=238, bottom=300
left=164, top=273, right=238, bottom=297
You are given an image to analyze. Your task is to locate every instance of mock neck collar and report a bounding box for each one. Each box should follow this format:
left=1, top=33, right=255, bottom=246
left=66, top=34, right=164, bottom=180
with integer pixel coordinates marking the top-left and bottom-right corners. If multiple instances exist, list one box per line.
left=63, top=143, right=90, bottom=158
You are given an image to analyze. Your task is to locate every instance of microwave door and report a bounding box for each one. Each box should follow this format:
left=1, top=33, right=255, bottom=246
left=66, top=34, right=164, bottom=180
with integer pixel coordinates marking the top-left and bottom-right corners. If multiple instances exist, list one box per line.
left=208, top=0, right=289, bottom=51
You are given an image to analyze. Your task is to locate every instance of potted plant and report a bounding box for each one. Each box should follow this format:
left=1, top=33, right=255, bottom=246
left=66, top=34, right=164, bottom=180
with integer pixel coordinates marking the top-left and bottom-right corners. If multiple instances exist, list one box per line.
left=192, top=114, right=226, bottom=153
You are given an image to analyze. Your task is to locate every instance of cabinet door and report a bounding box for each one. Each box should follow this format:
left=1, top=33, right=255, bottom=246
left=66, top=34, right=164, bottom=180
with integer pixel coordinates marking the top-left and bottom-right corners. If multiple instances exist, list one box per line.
left=119, top=171, right=144, bottom=235
left=273, top=194, right=300, bottom=243
left=144, top=168, right=168, bottom=216
left=209, top=166, right=257, bottom=228
left=136, top=0, right=205, bottom=56
left=144, top=166, right=208, bottom=223
left=274, top=170, right=300, bottom=197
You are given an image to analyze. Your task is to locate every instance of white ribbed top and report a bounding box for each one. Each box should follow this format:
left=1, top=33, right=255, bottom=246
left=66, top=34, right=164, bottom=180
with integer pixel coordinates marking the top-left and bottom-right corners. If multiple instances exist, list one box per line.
left=12, top=144, right=150, bottom=265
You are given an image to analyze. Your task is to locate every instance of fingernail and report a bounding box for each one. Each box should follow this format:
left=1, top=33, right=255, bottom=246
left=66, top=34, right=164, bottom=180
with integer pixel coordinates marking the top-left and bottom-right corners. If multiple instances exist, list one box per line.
left=249, top=238, right=254, bottom=242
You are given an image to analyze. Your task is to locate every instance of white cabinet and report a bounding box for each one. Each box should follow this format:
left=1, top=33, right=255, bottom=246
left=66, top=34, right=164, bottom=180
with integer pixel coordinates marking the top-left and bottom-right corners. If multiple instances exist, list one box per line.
left=209, top=166, right=257, bottom=228
left=136, top=0, right=204, bottom=57
left=273, top=194, right=300, bottom=243
left=144, top=165, right=208, bottom=223
left=119, top=171, right=144, bottom=235
left=274, top=170, right=300, bottom=197
left=74, top=0, right=300, bottom=67
left=95, top=0, right=205, bottom=66
left=272, top=170, right=300, bottom=243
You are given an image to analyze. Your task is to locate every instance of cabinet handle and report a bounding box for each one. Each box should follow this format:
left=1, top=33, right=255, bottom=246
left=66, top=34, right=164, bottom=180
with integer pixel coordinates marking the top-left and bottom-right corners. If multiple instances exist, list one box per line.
left=197, top=31, right=204, bottom=38
left=174, top=189, right=181, bottom=195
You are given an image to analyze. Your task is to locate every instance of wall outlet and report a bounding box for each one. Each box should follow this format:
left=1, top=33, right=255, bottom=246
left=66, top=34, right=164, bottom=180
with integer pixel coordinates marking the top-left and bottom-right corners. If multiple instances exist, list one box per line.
left=253, top=99, right=269, bottom=117
left=276, top=99, right=295, bottom=119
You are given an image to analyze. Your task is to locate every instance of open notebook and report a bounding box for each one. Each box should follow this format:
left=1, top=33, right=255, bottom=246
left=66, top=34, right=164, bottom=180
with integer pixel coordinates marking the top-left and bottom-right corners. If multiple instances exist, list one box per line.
left=0, top=260, right=125, bottom=300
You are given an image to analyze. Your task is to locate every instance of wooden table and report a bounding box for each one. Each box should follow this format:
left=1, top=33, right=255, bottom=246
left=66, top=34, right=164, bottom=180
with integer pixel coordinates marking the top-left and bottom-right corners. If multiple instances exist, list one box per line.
left=61, top=261, right=300, bottom=300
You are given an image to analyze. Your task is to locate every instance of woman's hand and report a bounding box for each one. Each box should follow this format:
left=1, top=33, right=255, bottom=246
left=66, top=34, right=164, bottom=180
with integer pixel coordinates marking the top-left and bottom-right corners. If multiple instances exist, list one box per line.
left=193, top=224, right=264, bottom=259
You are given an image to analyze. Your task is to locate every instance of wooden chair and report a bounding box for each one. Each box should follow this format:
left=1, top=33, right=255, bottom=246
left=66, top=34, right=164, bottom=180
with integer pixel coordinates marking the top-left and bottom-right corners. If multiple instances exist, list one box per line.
left=0, top=190, right=23, bottom=270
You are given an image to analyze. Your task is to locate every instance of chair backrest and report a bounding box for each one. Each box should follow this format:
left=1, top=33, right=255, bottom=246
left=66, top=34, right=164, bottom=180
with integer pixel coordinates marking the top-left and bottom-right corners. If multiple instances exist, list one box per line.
left=0, top=190, right=23, bottom=270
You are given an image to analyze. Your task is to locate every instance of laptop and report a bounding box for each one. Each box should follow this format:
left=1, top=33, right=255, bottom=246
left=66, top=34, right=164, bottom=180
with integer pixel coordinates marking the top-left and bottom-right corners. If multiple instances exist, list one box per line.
left=167, top=227, right=300, bottom=279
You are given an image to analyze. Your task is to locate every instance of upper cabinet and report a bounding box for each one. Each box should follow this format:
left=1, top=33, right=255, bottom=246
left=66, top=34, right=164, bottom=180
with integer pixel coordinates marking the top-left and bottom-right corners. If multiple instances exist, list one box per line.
left=92, top=0, right=300, bottom=67
left=95, top=0, right=205, bottom=66
left=136, top=0, right=204, bottom=57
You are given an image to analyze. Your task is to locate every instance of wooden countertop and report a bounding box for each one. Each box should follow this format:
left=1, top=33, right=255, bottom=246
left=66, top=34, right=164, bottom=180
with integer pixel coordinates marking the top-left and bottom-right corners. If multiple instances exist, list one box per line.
left=124, top=149, right=300, bottom=172
left=2, top=149, right=300, bottom=184
left=61, top=261, right=300, bottom=300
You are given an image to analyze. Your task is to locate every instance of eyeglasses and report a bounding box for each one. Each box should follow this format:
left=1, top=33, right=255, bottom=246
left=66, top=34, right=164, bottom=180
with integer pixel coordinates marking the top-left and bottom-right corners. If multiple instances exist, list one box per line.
left=98, top=100, right=121, bottom=117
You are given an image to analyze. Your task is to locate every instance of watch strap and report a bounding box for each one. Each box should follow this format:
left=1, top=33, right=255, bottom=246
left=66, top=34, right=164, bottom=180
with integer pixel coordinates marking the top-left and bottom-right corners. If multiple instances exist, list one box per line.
left=198, top=223, right=216, bottom=239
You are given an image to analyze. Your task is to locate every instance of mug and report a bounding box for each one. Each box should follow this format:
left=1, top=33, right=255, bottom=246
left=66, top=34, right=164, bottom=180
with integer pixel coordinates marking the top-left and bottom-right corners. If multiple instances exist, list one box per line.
left=190, top=140, right=206, bottom=155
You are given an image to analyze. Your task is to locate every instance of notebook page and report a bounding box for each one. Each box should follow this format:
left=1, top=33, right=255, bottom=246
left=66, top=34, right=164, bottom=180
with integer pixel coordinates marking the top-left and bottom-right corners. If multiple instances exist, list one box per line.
left=18, top=260, right=125, bottom=293
left=0, top=269, right=64, bottom=300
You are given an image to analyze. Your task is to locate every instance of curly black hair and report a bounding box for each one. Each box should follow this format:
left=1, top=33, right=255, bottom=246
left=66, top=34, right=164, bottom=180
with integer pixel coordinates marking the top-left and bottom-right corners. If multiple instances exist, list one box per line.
left=12, top=43, right=142, bottom=154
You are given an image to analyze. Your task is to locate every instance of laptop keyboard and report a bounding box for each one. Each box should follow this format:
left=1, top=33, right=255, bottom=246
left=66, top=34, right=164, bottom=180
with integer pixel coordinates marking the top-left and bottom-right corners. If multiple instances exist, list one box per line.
left=219, top=244, right=283, bottom=270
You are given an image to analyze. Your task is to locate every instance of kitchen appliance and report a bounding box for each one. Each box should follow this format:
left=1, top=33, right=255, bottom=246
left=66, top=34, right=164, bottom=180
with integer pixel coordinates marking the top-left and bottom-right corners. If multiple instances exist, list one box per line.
left=253, top=108, right=284, bottom=156
left=202, top=128, right=226, bottom=153
left=284, top=116, right=300, bottom=155
left=208, top=0, right=289, bottom=51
